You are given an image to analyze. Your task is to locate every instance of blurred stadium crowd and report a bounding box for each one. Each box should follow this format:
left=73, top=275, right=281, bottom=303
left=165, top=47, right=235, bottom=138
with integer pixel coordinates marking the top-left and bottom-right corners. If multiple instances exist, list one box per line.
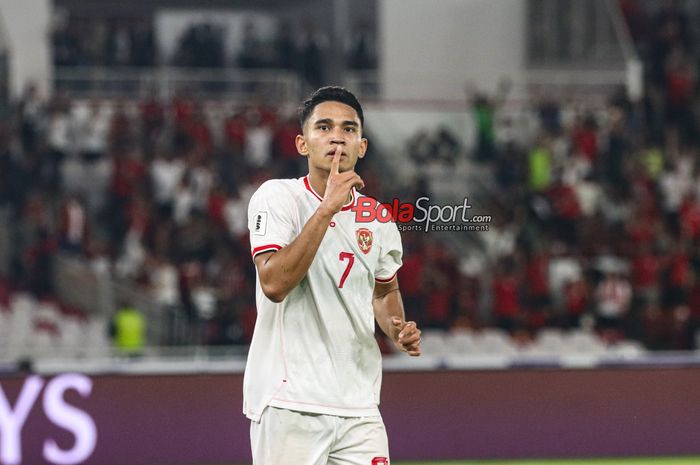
left=0, top=91, right=302, bottom=349
left=1, top=0, right=700, bottom=359
left=449, top=0, right=700, bottom=350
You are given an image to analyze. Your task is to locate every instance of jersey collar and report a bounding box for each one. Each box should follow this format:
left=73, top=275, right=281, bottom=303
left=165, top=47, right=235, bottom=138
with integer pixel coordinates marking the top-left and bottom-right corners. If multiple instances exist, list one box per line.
left=303, top=175, right=356, bottom=211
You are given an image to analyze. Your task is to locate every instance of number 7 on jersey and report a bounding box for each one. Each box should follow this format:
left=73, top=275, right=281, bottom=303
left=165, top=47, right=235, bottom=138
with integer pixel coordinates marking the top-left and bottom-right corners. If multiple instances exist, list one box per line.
left=338, top=252, right=355, bottom=288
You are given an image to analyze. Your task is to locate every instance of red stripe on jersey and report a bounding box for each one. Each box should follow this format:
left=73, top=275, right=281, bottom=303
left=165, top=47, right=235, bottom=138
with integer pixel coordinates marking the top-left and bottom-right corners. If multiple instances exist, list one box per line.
left=375, top=272, right=397, bottom=283
left=303, top=176, right=323, bottom=201
left=252, top=244, right=282, bottom=257
left=303, top=176, right=356, bottom=211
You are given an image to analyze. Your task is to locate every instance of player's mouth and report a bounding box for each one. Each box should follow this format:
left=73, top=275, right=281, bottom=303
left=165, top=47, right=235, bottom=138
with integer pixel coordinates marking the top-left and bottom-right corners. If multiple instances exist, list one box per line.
left=326, top=150, right=347, bottom=158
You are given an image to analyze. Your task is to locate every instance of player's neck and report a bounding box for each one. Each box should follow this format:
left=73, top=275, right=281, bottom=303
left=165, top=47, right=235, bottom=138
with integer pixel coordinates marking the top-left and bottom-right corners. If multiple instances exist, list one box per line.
left=307, top=170, right=353, bottom=203
left=307, top=170, right=329, bottom=198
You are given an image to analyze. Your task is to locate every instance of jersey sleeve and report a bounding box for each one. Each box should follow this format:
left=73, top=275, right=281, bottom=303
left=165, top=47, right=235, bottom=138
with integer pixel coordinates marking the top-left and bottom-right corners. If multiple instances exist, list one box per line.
left=375, top=221, right=403, bottom=282
left=248, top=181, right=297, bottom=259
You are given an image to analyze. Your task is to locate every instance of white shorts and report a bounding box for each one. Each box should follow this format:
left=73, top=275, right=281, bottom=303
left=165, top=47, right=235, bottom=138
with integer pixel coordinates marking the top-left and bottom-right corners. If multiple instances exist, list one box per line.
left=250, top=406, right=390, bottom=465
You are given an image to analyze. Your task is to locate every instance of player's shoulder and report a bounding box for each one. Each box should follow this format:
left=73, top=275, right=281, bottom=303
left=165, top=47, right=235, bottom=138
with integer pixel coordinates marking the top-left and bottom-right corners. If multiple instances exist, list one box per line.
left=255, top=177, right=302, bottom=192
left=252, top=178, right=305, bottom=198
left=248, top=178, right=307, bottom=216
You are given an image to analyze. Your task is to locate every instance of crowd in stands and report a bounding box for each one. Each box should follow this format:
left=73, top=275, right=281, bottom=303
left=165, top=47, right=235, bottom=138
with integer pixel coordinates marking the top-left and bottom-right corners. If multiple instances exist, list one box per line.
left=439, top=0, right=700, bottom=350
left=2, top=88, right=277, bottom=346
left=0, top=82, right=400, bottom=349
left=4, top=73, right=700, bottom=353
left=2, top=0, right=698, bottom=355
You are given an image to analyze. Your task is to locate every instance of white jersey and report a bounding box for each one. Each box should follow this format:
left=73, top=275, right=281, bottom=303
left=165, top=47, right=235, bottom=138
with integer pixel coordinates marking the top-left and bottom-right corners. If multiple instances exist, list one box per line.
left=244, top=176, right=403, bottom=421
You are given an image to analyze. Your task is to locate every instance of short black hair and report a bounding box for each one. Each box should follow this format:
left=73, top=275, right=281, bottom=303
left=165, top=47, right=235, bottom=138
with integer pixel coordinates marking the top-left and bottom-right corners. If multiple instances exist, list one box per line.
left=299, top=86, right=364, bottom=130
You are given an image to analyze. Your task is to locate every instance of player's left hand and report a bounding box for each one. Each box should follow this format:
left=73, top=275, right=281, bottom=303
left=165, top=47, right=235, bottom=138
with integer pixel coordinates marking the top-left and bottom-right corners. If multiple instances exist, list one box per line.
left=390, top=316, right=421, bottom=356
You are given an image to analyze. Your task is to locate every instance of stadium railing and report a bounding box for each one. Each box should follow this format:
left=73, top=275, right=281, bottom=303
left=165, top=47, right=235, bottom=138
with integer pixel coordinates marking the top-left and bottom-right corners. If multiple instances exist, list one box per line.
left=53, top=66, right=304, bottom=102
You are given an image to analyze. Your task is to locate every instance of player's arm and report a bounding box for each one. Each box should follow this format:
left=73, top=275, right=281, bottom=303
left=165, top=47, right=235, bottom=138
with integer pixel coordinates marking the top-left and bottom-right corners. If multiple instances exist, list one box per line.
left=373, top=278, right=421, bottom=356
left=254, top=208, right=333, bottom=302
left=254, top=146, right=364, bottom=303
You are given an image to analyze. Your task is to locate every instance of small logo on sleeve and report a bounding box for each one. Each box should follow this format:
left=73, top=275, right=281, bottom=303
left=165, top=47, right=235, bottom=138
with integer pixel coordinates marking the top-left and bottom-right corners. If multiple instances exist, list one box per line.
left=371, top=458, right=389, bottom=465
left=356, top=227, right=373, bottom=254
left=253, top=211, right=268, bottom=236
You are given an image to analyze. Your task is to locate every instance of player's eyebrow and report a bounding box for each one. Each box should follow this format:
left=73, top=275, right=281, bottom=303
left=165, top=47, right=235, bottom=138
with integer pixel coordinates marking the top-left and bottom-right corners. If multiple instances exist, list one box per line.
left=313, top=118, right=359, bottom=128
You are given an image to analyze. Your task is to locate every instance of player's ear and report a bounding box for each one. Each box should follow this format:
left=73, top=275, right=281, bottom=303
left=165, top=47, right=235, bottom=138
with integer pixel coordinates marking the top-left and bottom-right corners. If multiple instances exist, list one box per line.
left=358, top=137, right=368, bottom=159
left=295, top=134, right=309, bottom=157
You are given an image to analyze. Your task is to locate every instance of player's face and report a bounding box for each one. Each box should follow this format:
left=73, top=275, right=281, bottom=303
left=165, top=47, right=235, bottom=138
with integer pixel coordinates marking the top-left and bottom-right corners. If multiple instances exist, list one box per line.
left=296, top=101, right=367, bottom=173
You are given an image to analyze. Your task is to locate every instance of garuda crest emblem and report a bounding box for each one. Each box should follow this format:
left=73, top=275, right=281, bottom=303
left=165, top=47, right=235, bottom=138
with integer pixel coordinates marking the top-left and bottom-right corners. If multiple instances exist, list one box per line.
left=356, top=228, right=373, bottom=254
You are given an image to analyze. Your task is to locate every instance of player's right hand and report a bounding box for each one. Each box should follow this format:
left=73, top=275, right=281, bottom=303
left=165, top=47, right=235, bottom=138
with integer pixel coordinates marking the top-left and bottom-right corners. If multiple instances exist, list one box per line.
left=391, top=316, right=422, bottom=357
left=320, top=145, right=364, bottom=215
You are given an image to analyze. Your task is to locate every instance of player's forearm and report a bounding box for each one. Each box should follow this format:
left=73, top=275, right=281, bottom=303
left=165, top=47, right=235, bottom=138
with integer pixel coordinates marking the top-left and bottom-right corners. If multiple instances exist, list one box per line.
left=373, top=288, right=405, bottom=339
left=257, top=207, right=335, bottom=302
left=374, top=287, right=421, bottom=356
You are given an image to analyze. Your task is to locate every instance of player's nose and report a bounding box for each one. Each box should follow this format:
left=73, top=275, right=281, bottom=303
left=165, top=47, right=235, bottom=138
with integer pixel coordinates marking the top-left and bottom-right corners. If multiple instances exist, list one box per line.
left=330, top=125, right=348, bottom=139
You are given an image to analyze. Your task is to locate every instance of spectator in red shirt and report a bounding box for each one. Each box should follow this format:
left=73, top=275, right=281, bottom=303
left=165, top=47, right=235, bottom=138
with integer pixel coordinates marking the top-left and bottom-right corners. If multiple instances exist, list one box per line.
left=172, top=94, right=195, bottom=152
left=109, top=101, right=131, bottom=150
left=224, top=111, right=247, bottom=154
left=107, top=148, right=147, bottom=244
left=423, top=272, right=452, bottom=329
left=140, top=93, right=164, bottom=149
left=524, top=248, right=551, bottom=328
left=687, top=275, right=700, bottom=349
left=563, top=276, right=589, bottom=328
left=626, top=212, right=657, bottom=245
left=491, top=259, right=522, bottom=332
left=217, top=110, right=249, bottom=190
left=525, top=248, right=550, bottom=310
left=631, top=244, right=661, bottom=307
left=663, top=242, right=691, bottom=307
left=273, top=114, right=303, bottom=178
left=172, top=94, right=194, bottom=126
left=452, top=274, right=481, bottom=330
left=679, top=194, right=700, bottom=239
left=664, top=47, right=695, bottom=133
left=207, top=184, right=228, bottom=230
left=189, top=108, right=214, bottom=156
left=571, top=113, right=599, bottom=163
left=547, top=177, right=582, bottom=245
left=397, top=236, right=426, bottom=325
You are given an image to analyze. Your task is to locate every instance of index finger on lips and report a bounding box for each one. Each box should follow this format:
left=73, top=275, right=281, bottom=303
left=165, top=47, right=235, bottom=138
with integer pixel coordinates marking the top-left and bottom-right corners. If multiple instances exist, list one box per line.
left=330, top=145, right=342, bottom=175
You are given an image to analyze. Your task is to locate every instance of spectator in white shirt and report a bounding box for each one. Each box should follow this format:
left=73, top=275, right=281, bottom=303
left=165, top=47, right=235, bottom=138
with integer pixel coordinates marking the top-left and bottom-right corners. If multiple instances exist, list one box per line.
left=594, top=271, right=632, bottom=333
left=75, top=99, right=110, bottom=164
left=244, top=111, right=272, bottom=168
left=45, top=99, right=73, bottom=191
left=151, top=151, right=186, bottom=220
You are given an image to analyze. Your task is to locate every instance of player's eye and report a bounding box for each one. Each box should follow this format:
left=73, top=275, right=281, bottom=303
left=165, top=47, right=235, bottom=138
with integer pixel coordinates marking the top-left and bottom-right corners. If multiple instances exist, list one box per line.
left=344, top=127, right=356, bottom=133
left=318, top=125, right=329, bottom=131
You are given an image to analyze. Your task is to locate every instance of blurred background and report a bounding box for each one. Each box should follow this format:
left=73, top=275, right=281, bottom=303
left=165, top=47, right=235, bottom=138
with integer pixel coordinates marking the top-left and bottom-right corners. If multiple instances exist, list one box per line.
left=0, top=0, right=700, bottom=464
